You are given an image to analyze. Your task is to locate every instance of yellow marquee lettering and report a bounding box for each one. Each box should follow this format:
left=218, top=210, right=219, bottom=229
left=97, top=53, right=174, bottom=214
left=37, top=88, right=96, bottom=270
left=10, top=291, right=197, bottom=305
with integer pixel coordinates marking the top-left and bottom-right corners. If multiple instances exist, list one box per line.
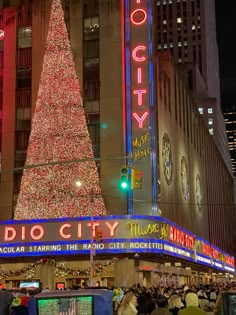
left=126, top=222, right=163, bottom=238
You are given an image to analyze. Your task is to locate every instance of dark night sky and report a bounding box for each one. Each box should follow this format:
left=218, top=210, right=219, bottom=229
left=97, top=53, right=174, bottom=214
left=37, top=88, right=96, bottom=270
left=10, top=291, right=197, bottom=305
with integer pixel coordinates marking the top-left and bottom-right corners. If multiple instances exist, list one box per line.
left=215, top=3, right=236, bottom=108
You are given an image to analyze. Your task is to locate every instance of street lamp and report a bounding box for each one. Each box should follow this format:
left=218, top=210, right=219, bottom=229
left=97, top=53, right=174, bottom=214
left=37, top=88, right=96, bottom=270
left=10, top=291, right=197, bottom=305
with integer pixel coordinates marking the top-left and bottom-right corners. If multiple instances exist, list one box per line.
left=75, top=180, right=82, bottom=187
left=76, top=180, right=95, bottom=287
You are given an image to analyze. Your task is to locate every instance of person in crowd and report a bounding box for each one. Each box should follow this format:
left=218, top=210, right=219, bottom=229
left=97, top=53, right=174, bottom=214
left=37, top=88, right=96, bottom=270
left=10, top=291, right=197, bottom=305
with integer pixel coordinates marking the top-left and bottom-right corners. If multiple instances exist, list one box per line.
left=136, top=294, right=149, bottom=315
left=181, top=285, right=193, bottom=307
left=113, top=287, right=125, bottom=314
left=163, top=288, right=173, bottom=299
left=168, top=293, right=184, bottom=315
left=18, top=288, right=28, bottom=297
left=209, top=290, right=217, bottom=302
left=151, top=295, right=171, bottom=315
left=10, top=295, right=30, bottom=315
left=197, top=289, right=209, bottom=310
left=27, top=288, right=42, bottom=315
left=118, top=291, right=138, bottom=315
left=145, top=291, right=156, bottom=314
left=179, top=292, right=207, bottom=315
left=0, top=288, right=14, bottom=315
left=203, top=290, right=216, bottom=314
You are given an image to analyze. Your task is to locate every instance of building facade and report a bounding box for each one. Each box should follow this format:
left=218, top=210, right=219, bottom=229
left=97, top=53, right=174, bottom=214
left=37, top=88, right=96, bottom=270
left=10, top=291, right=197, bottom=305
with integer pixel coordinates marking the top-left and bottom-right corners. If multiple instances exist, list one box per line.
left=223, top=104, right=236, bottom=177
left=0, top=0, right=235, bottom=288
left=156, top=0, right=232, bottom=174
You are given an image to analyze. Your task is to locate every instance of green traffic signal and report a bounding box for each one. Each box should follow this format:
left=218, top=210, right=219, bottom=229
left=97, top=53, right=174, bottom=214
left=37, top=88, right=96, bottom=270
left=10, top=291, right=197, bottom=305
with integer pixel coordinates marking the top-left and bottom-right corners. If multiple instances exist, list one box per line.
left=121, top=181, right=128, bottom=189
left=120, top=166, right=129, bottom=190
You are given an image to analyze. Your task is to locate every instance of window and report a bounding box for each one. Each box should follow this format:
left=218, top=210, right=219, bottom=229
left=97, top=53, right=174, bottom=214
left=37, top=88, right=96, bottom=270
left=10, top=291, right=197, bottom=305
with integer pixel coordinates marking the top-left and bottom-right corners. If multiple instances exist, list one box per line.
left=15, top=131, right=30, bottom=150
left=84, top=39, right=99, bottom=60
left=208, top=107, right=213, bottom=114
left=208, top=118, right=213, bottom=125
left=87, top=123, right=100, bottom=145
left=17, top=76, right=31, bottom=89
left=84, top=81, right=100, bottom=100
left=198, top=107, right=203, bottom=114
left=83, top=0, right=99, bottom=18
left=16, top=108, right=31, bottom=120
left=84, top=17, right=99, bottom=31
left=16, top=88, right=31, bottom=108
left=17, top=47, right=32, bottom=66
left=209, top=128, right=213, bottom=135
left=17, top=27, right=32, bottom=48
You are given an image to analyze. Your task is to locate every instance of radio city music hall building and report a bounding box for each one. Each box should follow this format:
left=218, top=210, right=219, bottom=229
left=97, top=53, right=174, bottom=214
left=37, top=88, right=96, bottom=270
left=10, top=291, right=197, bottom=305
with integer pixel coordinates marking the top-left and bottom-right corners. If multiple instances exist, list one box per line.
left=0, top=0, right=235, bottom=289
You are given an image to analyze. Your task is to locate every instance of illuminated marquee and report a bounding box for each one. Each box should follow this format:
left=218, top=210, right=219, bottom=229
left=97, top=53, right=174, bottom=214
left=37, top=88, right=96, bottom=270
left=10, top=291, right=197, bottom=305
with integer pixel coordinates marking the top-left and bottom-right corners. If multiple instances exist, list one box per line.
left=0, top=216, right=234, bottom=273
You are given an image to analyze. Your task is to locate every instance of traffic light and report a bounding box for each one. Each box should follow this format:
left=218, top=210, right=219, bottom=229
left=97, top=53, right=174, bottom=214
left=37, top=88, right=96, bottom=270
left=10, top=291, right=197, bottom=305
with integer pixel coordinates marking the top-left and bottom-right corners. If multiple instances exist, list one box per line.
left=131, top=167, right=143, bottom=190
left=120, top=166, right=129, bottom=190
left=96, top=230, right=103, bottom=243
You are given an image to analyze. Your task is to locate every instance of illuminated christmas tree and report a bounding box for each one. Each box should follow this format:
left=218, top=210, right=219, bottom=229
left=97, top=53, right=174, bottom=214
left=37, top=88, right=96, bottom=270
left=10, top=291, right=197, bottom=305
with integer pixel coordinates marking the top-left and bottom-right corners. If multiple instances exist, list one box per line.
left=14, top=0, right=106, bottom=220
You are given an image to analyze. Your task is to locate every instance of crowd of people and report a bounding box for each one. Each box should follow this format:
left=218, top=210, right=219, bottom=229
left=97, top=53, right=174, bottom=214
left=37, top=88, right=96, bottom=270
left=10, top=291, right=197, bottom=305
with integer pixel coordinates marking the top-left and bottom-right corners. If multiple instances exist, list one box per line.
left=0, top=281, right=235, bottom=314
left=0, top=287, right=40, bottom=315
left=113, top=282, right=236, bottom=315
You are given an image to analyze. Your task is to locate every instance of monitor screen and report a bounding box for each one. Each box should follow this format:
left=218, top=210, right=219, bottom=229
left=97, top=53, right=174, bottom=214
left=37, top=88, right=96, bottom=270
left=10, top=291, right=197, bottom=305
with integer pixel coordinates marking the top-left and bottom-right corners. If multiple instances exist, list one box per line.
left=19, top=281, right=40, bottom=288
left=56, top=283, right=65, bottom=290
left=223, top=291, right=236, bottom=314
left=37, top=295, right=93, bottom=315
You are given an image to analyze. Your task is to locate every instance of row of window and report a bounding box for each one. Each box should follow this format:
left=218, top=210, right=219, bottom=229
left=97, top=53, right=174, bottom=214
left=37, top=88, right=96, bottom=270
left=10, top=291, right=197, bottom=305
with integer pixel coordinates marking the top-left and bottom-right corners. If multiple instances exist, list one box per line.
left=163, top=68, right=205, bottom=155
left=83, top=0, right=100, bottom=156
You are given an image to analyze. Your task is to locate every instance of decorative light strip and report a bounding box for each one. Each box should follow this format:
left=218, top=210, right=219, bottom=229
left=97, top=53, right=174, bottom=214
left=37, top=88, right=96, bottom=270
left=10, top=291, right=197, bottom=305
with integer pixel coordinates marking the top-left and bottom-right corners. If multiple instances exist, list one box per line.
left=225, top=265, right=235, bottom=272
left=196, top=255, right=211, bottom=264
left=164, top=244, right=191, bottom=257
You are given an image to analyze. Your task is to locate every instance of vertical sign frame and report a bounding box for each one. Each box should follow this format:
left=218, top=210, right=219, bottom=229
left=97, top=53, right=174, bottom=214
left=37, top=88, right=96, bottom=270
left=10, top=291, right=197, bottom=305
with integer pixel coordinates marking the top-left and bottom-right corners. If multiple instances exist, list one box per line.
left=123, top=0, right=157, bottom=215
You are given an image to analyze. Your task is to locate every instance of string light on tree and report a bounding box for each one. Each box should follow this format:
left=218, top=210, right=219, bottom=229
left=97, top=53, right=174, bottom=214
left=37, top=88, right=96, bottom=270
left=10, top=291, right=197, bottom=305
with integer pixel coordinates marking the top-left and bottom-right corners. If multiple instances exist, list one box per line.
left=14, top=0, right=106, bottom=220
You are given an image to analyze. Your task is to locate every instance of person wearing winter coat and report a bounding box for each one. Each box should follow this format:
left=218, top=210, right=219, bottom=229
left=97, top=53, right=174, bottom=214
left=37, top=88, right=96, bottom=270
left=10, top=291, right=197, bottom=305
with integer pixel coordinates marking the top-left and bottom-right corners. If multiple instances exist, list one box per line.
left=136, top=294, right=149, bottom=315
left=118, top=291, right=138, bottom=315
left=168, top=294, right=183, bottom=315
left=0, top=288, right=14, bottom=315
left=151, top=295, right=171, bottom=315
left=178, top=292, right=207, bottom=315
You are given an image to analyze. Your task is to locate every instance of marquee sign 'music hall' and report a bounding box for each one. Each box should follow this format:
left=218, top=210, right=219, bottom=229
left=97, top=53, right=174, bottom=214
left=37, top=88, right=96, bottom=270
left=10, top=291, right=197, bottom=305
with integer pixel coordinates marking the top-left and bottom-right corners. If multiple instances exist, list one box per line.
left=0, top=215, right=234, bottom=274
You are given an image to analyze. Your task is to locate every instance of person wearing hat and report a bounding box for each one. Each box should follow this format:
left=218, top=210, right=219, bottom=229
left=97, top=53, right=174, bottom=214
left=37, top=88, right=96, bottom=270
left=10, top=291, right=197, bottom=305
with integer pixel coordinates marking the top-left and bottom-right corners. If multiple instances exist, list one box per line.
left=179, top=292, right=207, bottom=315
left=0, top=288, right=14, bottom=315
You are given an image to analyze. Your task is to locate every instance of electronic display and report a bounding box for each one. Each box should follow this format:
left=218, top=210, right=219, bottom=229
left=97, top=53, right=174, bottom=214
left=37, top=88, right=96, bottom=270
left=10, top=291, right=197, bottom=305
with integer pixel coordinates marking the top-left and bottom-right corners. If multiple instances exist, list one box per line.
left=37, top=295, right=93, bottom=315
left=223, top=291, right=236, bottom=314
left=20, top=281, right=40, bottom=288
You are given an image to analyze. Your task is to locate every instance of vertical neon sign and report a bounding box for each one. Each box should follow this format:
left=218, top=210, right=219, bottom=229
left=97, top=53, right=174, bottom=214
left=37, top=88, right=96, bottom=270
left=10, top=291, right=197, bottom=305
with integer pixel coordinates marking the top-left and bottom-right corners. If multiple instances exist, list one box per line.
left=124, top=0, right=157, bottom=215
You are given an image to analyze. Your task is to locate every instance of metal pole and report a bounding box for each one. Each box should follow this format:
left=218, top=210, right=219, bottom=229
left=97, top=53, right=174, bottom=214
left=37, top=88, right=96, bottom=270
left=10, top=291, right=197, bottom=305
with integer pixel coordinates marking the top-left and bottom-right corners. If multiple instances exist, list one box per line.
left=89, top=188, right=95, bottom=287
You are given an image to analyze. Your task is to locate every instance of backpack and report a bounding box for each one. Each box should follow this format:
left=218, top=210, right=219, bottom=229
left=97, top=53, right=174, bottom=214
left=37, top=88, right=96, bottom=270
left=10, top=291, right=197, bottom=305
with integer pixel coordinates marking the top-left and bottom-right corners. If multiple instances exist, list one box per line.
left=204, top=301, right=215, bottom=312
